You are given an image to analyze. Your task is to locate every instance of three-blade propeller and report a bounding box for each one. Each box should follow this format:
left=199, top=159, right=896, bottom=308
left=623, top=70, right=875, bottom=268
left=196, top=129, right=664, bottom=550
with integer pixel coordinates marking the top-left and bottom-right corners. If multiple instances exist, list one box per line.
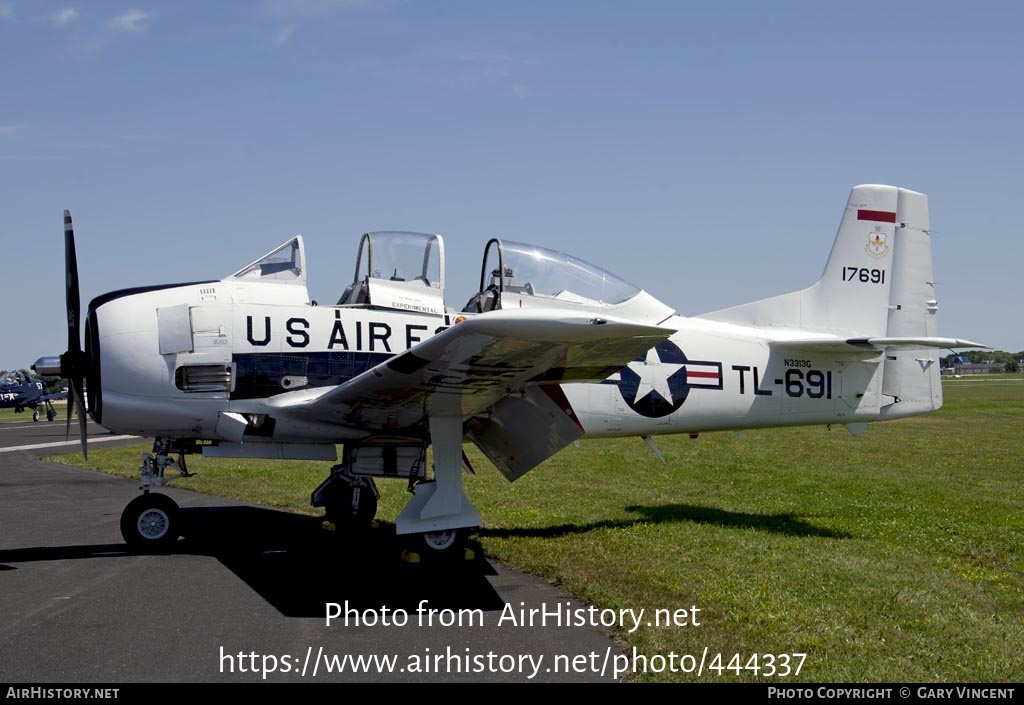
left=60, top=210, right=89, bottom=460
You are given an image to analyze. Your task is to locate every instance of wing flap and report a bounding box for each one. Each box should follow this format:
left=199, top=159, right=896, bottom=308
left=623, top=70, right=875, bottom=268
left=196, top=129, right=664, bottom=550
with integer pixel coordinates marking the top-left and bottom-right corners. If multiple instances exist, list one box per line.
left=465, top=385, right=585, bottom=481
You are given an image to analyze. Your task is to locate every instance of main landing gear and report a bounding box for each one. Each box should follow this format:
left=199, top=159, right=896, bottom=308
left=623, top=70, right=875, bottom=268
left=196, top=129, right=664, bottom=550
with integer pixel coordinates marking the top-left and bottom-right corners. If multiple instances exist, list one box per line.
left=116, top=434, right=481, bottom=561
left=29, top=402, right=58, bottom=422
left=392, top=417, right=481, bottom=561
left=311, top=463, right=380, bottom=531
left=313, top=431, right=480, bottom=562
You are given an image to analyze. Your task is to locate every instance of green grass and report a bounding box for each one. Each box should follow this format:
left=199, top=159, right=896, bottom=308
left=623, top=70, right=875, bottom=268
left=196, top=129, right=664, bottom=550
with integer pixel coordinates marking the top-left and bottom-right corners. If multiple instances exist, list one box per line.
left=0, top=407, right=40, bottom=422
left=0, top=401, right=68, bottom=423
left=45, top=379, right=1024, bottom=682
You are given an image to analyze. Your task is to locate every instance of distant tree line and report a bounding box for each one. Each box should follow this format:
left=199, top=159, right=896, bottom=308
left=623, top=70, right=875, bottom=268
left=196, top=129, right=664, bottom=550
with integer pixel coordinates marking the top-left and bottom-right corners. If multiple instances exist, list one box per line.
left=941, top=350, right=1023, bottom=374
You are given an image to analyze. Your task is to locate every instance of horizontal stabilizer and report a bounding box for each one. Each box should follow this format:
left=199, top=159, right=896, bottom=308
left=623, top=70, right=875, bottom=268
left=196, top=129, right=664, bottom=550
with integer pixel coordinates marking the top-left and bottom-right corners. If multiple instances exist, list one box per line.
left=771, top=336, right=988, bottom=353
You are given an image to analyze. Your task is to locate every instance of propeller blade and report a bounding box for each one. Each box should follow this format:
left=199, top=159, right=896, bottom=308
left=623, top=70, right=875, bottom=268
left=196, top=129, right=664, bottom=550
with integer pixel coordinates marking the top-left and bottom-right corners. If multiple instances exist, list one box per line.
left=72, top=382, right=88, bottom=460
left=61, top=209, right=88, bottom=459
left=66, top=387, right=74, bottom=441
left=64, top=210, right=81, bottom=354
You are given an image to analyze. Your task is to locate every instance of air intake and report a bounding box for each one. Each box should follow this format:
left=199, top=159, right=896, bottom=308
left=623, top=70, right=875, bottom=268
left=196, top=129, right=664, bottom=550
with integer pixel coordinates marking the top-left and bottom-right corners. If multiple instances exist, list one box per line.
left=175, top=365, right=232, bottom=393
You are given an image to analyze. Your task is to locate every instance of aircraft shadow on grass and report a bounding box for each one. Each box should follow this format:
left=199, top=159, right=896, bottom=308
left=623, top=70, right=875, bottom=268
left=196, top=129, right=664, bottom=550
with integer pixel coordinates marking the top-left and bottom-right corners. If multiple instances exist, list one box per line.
left=477, top=503, right=851, bottom=540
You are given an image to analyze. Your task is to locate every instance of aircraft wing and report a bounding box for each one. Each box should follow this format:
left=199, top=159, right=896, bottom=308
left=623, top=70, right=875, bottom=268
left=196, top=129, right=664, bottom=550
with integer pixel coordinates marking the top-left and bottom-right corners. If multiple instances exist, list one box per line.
left=40, top=389, right=69, bottom=402
left=266, top=308, right=672, bottom=433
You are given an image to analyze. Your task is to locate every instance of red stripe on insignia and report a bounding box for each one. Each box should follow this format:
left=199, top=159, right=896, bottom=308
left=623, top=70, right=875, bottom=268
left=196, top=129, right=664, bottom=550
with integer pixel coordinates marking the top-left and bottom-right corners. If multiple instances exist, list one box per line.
left=687, top=371, right=719, bottom=379
left=857, top=209, right=896, bottom=223
left=540, top=384, right=584, bottom=431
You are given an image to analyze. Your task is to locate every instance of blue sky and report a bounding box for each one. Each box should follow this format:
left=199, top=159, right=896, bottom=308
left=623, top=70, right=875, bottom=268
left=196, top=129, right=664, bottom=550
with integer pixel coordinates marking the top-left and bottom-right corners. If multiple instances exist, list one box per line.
left=1, top=0, right=1021, bottom=372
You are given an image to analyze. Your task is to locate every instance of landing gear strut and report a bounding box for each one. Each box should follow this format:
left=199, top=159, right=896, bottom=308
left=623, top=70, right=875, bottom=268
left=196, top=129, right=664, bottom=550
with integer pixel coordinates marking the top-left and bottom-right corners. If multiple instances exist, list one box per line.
left=392, top=417, right=481, bottom=561
left=311, top=437, right=477, bottom=561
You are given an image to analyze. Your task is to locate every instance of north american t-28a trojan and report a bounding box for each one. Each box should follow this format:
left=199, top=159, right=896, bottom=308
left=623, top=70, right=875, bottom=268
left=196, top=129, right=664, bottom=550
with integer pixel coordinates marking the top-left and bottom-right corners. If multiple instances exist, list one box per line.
left=36, top=184, right=983, bottom=555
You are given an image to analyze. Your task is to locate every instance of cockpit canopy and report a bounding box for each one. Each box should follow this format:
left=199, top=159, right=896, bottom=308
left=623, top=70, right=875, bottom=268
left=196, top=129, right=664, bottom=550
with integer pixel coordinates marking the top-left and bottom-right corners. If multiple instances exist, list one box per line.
left=338, top=231, right=446, bottom=316
left=463, top=239, right=641, bottom=313
left=224, top=229, right=673, bottom=323
left=2, top=372, right=27, bottom=387
left=228, top=236, right=306, bottom=284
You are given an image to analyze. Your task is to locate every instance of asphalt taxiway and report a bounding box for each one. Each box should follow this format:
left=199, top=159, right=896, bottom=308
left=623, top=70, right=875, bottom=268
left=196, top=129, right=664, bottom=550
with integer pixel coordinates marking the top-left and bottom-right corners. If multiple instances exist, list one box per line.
left=0, top=420, right=626, bottom=683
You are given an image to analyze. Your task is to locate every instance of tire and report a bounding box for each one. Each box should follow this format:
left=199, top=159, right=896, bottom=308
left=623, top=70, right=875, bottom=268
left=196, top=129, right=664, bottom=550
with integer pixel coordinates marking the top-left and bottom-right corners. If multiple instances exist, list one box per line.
left=120, top=493, right=180, bottom=550
left=33, top=410, right=39, bottom=422
left=412, top=528, right=468, bottom=558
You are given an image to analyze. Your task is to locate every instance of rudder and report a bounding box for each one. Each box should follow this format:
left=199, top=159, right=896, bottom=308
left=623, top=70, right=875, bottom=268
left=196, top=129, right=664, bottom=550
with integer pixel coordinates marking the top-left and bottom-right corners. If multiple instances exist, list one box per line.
left=879, top=187, right=943, bottom=416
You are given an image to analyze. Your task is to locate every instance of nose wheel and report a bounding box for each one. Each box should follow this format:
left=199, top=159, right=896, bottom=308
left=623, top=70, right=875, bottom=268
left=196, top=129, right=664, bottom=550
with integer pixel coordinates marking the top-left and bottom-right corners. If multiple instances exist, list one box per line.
left=120, top=493, right=180, bottom=550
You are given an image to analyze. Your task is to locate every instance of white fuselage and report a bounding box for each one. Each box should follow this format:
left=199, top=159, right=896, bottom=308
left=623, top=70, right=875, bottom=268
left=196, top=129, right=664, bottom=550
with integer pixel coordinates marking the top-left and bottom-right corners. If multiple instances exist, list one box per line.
left=91, top=282, right=932, bottom=446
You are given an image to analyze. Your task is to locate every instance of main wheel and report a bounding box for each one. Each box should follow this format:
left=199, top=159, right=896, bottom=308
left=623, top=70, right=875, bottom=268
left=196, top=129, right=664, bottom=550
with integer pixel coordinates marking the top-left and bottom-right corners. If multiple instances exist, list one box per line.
left=33, top=410, right=39, bottom=422
left=407, top=528, right=470, bottom=560
left=120, top=493, right=180, bottom=550
left=420, top=529, right=461, bottom=552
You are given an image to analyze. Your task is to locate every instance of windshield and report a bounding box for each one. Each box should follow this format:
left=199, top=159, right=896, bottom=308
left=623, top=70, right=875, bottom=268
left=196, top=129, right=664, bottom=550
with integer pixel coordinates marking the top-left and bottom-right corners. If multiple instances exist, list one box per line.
left=483, top=240, right=639, bottom=305
left=229, top=237, right=305, bottom=284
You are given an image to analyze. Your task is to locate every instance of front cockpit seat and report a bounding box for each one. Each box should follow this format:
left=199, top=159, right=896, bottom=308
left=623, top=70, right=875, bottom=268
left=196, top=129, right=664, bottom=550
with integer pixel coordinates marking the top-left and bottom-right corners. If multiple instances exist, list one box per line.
left=337, top=278, right=369, bottom=306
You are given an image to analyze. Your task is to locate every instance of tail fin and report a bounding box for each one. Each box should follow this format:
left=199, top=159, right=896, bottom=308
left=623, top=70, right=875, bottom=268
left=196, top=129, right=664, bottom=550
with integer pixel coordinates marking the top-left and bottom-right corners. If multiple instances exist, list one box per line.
left=698, top=184, right=985, bottom=416
left=699, top=184, right=918, bottom=337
